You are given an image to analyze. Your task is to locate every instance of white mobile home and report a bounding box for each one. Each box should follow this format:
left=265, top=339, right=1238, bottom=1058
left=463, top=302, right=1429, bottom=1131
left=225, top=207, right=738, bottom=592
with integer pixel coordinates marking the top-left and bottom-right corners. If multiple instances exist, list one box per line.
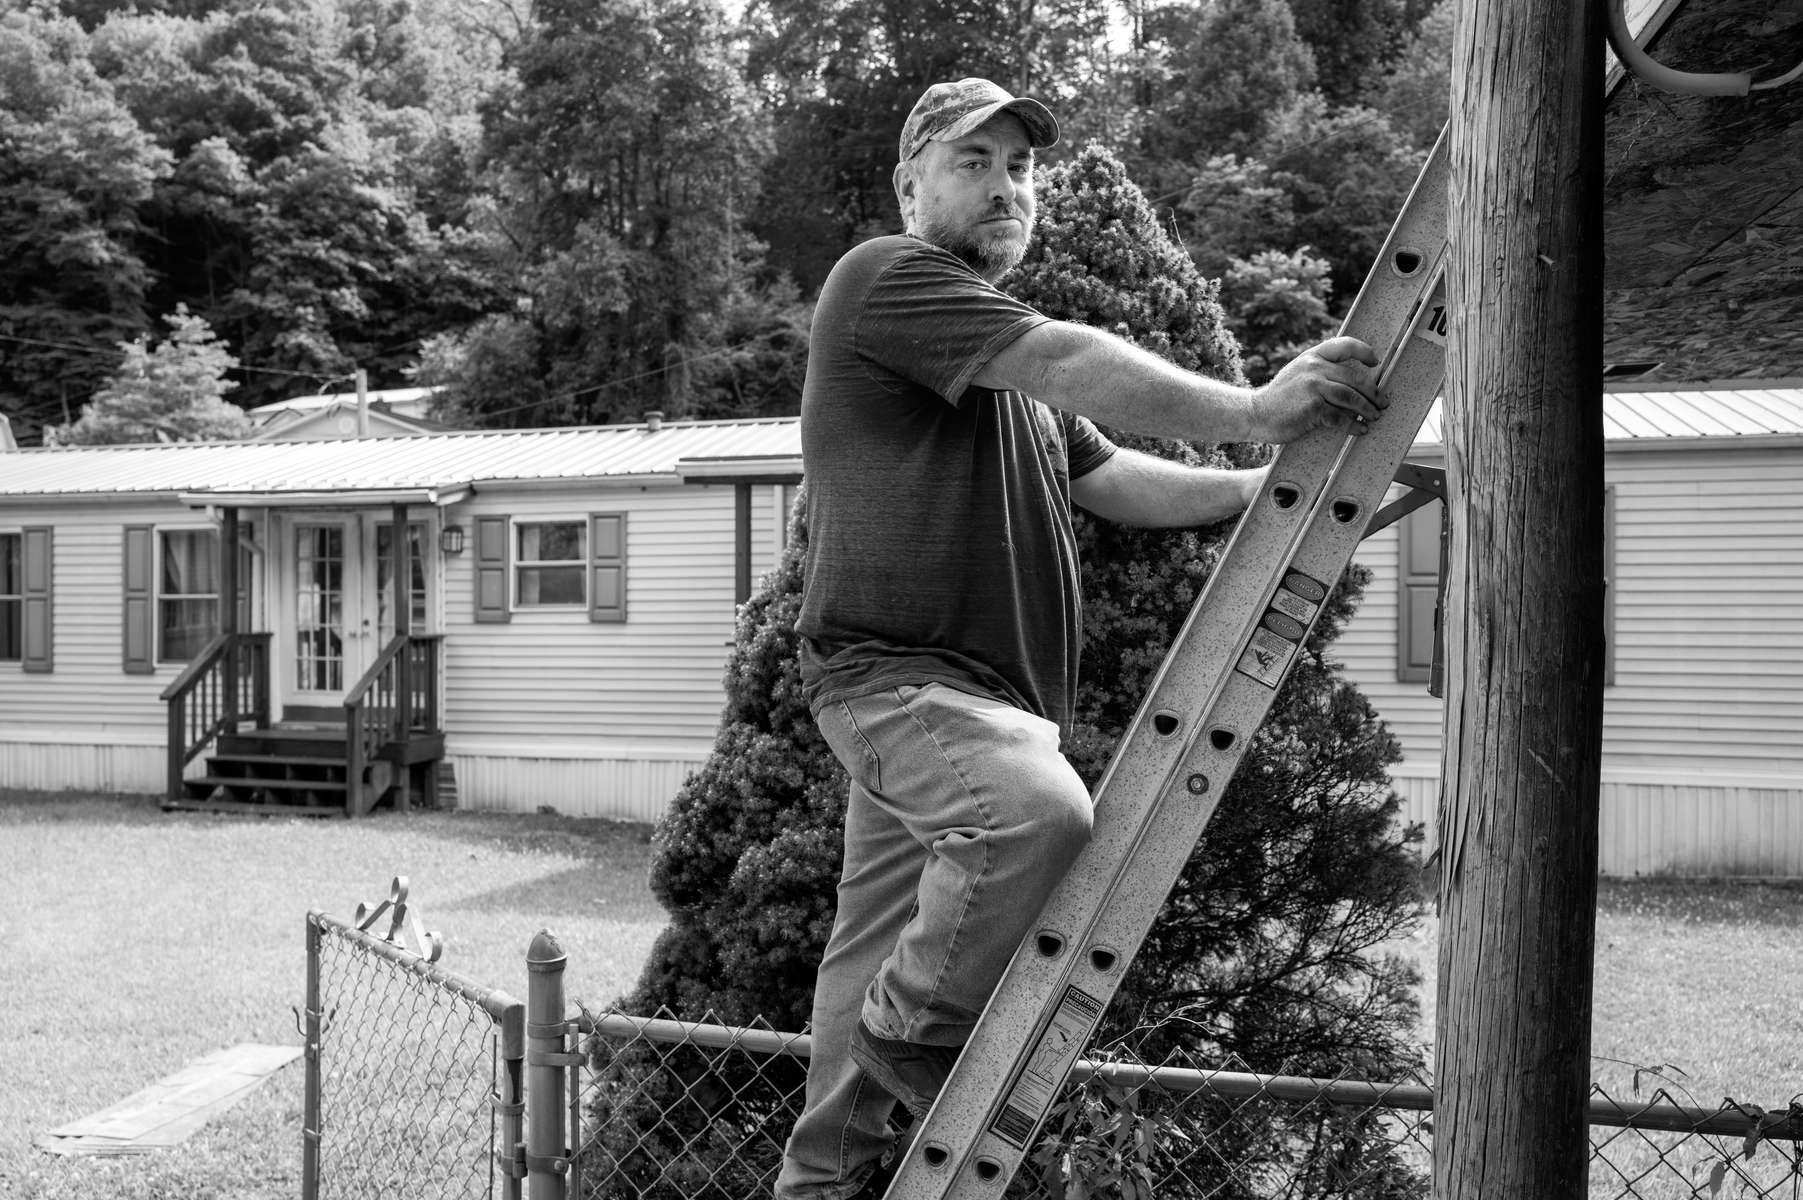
left=1342, top=382, right=1803, bottom=877
left=0, top=417, right=799, bottom=822
left=2, top=388, right=1797, bottom=875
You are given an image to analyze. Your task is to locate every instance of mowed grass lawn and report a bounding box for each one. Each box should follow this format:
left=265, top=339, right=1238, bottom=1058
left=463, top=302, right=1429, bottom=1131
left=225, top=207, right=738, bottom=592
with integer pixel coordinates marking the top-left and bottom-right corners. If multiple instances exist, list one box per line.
left=0, top=789, right=668, bottom=1200
left=1, top=789, right=1800, bottom=1200
left=1400, top=881, right=1803, bottom=1108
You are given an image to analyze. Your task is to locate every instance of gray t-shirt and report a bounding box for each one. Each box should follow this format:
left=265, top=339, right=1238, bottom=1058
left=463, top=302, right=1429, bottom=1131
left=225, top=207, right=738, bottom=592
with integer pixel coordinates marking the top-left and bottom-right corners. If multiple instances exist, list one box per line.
left=797, top=235, right=1117, bottom=730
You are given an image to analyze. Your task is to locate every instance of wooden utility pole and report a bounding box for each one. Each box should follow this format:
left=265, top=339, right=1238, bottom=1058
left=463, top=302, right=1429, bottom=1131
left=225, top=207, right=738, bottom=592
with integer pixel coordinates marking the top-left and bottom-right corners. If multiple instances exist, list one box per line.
left=1436, top=0, right=1607, bottom=1196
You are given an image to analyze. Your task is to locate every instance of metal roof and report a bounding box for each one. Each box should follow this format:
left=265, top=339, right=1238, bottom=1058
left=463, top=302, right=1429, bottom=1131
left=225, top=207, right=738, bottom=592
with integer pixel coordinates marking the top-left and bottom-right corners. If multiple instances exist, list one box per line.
left=0, top=416, right=803, bottom=503
left=1416, top=383, right=1803, bottom=447
left=3, top=384, right=1795, bottom=504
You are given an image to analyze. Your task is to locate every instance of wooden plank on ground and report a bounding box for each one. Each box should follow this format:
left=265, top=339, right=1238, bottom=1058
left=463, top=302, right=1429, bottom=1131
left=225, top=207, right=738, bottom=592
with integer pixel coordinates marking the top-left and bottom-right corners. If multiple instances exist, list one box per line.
left=35, top=1043, right=302, bottom=1157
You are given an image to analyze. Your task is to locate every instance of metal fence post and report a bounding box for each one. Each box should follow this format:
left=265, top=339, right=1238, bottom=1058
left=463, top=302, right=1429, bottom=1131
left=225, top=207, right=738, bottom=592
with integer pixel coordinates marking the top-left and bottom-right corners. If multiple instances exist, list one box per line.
left=300, top=915, right=326, bottom=1200
left=498, top=1001, right=527, bottom=1200
left=527, top=930, right=572, bottom=1200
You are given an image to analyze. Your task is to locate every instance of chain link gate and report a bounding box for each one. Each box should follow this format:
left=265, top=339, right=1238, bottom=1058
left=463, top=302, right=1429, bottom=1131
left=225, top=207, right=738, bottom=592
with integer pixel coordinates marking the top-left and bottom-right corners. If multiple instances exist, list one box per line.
left=302, top=879, right=526, bottom=1200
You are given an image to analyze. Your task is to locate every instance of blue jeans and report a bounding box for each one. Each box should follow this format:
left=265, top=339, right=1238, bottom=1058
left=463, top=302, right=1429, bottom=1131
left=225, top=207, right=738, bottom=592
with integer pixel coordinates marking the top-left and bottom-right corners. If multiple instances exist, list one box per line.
left=774, top=683, right=1094, bottom=1199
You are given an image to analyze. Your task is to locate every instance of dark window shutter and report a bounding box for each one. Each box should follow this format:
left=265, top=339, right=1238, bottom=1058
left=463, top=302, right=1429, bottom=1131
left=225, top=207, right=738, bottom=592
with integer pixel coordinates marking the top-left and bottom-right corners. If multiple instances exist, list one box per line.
left=1396, top=504, right=1440, bottom=683
left=474, top=515, right=510, bottom=623
left=588, top=513, right=625, bottom=623
left=122, top=525, right=153, bottom=673
left=22, top=526, right=52, bottom=673
left=1604, top=485, right=1616, bottom=687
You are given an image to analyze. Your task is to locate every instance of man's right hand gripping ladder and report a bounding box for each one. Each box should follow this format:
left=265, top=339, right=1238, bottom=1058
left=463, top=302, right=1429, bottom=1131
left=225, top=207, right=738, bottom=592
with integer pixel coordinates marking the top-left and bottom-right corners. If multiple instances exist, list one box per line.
left=880, top=130, right=1453, bottom=1200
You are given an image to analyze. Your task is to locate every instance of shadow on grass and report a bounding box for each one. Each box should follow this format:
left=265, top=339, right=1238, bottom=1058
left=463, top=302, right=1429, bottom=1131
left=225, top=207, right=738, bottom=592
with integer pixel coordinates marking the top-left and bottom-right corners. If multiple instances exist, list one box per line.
left=1596, top=877, right=1803, bottom=926
left=0, top=787, right=657, bottom=849
left=0, top=789, right=168, bottom=824
left=440, top=862, right=666, bottom=922
left=404, top=805, right=659, bottom=861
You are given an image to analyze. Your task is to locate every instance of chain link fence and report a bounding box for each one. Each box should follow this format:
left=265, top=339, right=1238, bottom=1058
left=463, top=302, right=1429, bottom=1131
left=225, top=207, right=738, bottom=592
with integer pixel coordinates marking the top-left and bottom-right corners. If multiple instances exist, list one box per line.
left=296, top=894, right=1800, bottom=1199
left=571, top=1008, right=1803, bottom=1200
left=302, top=884, right=526, bottom=1200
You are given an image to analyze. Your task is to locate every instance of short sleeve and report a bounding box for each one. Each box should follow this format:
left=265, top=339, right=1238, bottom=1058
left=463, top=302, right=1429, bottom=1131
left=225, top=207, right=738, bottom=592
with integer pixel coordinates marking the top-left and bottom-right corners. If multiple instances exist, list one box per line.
left=854, top=242, right=1050, bottom=406
left=1061, top=411, right=1118, bottom=480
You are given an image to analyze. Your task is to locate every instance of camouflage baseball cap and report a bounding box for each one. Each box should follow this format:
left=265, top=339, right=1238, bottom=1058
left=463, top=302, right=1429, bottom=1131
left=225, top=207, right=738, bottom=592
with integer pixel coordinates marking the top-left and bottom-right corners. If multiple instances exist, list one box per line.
left=899, top=77, right=1060, bottom=162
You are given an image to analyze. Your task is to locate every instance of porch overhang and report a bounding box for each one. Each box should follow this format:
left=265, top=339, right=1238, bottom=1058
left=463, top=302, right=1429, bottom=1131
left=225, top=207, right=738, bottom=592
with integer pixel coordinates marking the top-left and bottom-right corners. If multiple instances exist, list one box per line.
left=176, top=484, right=474, bottom=510
left=671, top=455, right=803, bottom=606
left=674, top=454, right=803, bottom=486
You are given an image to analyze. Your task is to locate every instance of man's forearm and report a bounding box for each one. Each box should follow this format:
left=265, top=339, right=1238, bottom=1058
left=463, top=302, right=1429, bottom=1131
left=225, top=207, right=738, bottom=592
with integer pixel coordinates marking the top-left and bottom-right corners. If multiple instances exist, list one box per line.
left=978, top=322, right=1263, bottom=443
left=1072, top=450, right=1267, bottom=528
left=975, top=319, right=1385, bottom=446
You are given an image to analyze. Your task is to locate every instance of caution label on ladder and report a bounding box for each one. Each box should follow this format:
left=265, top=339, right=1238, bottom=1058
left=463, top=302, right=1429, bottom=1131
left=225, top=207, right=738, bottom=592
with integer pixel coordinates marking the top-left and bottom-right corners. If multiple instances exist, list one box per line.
left=989, top=985, right=1102, bottom=1148
left=1233, top=570, right=1329, bottom=688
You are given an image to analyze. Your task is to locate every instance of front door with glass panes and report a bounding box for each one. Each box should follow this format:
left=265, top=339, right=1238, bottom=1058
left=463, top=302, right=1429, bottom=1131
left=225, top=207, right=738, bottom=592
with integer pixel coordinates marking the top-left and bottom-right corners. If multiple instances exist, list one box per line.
left=285, top=514, right=430, bottom=708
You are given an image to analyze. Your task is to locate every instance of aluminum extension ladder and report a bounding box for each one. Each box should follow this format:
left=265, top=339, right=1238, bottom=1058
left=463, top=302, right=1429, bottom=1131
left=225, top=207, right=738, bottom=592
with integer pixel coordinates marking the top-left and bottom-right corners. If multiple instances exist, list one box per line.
left=880, top=130, right=1453, bottom=1200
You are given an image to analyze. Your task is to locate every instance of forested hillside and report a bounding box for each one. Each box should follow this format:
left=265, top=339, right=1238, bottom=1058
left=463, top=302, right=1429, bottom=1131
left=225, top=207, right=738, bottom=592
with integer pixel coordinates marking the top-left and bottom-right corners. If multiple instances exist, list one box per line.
left=0, top=0, right=1446, bottom=444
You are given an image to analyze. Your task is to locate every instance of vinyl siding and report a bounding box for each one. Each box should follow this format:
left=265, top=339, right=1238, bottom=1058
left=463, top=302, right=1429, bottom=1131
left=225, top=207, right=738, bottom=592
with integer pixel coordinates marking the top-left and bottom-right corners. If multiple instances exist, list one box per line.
left=1605, top=451, right=1802, bottom=769
left=0, top=483, right=792, bottom=813
left=437, top=481, right=792, bottom=815
left=0, top=501, right=230, bottom=791
left=1387, top=770, right=1803, bottom=878
left=1343, top=444, right=1802, bottom=779
left=0, top=501, right=218, bottom=735
left=1339, top=442, right=1802, bottom=875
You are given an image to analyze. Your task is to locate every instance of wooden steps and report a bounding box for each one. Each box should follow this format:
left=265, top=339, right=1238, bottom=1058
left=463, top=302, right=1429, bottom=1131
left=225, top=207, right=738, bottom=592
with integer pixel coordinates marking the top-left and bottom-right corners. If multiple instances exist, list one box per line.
left=165, top=724, right=445, bottom=818
left=167, top=728, right=369, bottom=817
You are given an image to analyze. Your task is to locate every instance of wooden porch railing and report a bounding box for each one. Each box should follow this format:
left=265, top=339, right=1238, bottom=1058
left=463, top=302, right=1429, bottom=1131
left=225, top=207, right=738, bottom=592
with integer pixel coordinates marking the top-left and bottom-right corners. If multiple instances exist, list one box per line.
left=344, top=634, right=443, bottom=816
left=160, top=632, right=272, bottom=804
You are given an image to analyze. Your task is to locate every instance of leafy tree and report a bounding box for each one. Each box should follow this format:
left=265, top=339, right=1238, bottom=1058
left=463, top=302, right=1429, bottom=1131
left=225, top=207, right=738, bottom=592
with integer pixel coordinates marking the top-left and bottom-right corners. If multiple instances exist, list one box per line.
left=1367, top=0, right=1453, bottom=153
left=469, top=0, right=774, bottom=424
left=1130, top=0, right=1316, bottom=194
left=0, top=7, right=168, bottom=444
left=1285, top=0, right=1419, bottom=108
left=82, top=0, right=508, bottom=409
left=47, top=305, right=250, bottom=444
left=683, top=276, right=814, bottom=421
left=1251, top=95, right=1426, bottom=305
left=1176, top=98, right=1427, bottom=315
left=742, top=0, right=1114, bottom=294
left=606, top=144, right=1423, bottom=1195
left=412, top=315, right=546, bottom=427
left=227, top=128, right=505, bottom=399
left=1217, top=247, right=1336, bottom=386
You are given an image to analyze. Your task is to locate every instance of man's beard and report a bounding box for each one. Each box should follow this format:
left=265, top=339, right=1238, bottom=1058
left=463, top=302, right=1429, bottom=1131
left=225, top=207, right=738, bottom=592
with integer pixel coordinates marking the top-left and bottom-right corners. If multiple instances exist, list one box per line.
left=918, top=208, right=1031, bottom=282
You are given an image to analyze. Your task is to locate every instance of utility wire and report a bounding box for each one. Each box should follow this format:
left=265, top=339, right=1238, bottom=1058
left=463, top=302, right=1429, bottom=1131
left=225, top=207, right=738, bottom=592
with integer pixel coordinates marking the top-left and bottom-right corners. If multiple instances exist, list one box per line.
left=0, top=331, right=356, bottom=385
left=460, top=333, right=792, bottom=422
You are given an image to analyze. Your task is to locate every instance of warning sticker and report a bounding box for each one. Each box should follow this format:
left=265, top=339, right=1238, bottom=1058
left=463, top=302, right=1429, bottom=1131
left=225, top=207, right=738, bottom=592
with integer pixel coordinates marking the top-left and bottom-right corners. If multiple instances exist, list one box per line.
left=1281, top=571, right=1328, bottom=604
left=1234, top=570, right=1328, bottom=689
left=1267, top=587, right=1316, bottom=625
left=991, top=986, right=1102, bottom=1149
left=1263, top=611, right=1306, bottom=642
left=1236, top=627, right=1299, bottom=689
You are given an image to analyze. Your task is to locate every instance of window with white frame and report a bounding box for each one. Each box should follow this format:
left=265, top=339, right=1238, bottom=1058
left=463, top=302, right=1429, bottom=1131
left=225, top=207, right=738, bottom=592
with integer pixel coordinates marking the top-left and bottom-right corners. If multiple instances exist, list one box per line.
left=515, top=520, right=587, bottom=607
left=474, top=513, right=625, bottom=624
left=159, top=529, right=221, bottom=661
left=156, top=529, right=251, bottom=662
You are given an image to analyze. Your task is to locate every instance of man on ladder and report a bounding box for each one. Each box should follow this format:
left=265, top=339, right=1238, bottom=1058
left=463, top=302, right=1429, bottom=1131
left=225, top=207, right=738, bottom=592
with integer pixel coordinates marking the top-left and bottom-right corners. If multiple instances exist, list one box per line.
left=774, top=76, right=1386, bottom=1200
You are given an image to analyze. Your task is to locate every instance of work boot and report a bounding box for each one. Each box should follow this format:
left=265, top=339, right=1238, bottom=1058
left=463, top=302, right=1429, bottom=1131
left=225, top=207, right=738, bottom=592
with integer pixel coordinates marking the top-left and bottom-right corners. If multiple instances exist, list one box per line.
left=848, top=1020, right=961, bottom=1120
